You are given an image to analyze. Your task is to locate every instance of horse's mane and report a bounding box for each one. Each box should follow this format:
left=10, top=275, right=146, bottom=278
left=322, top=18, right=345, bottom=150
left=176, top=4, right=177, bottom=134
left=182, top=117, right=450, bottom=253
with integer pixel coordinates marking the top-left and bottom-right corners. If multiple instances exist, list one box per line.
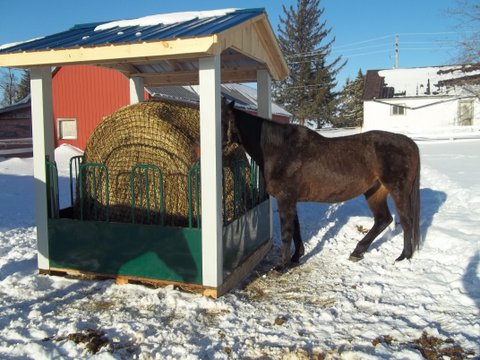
left=232, top=108, right=293, bottom=147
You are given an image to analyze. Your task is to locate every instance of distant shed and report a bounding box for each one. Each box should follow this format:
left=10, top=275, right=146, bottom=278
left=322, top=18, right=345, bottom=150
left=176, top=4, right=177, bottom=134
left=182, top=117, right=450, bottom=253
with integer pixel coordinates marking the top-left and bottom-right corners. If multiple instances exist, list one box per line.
left=363, top=64, right=480, bottom=136
left=0, top=8, right=289, bottom=296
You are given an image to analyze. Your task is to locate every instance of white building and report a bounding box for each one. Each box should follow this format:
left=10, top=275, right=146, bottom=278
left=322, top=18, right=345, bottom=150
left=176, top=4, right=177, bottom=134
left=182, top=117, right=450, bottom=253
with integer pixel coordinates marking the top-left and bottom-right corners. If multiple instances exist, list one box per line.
left=362, top=64, right=480, bottom=137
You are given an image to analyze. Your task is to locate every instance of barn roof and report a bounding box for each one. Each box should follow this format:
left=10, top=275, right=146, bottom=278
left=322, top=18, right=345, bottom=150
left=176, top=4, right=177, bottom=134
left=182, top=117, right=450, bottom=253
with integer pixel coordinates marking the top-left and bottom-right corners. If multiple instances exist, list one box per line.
left=0, top=8, right=288, bottom=84
left=148, top=83, right=292, bottom=119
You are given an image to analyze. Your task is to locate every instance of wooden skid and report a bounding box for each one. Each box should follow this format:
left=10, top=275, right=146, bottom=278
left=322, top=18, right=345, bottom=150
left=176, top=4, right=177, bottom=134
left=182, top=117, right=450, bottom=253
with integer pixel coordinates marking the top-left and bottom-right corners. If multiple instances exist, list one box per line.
left=40, top=238, right=272, bottom=298
left=41, top=267, right=206, bottom=295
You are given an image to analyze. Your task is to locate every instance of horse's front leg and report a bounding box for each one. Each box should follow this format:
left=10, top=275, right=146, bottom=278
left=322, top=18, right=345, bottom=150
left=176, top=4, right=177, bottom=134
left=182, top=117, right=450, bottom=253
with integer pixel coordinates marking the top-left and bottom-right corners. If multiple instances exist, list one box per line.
left=291, top=213, right=304, bottom=263
left=277, top=200, right=297, bottom=270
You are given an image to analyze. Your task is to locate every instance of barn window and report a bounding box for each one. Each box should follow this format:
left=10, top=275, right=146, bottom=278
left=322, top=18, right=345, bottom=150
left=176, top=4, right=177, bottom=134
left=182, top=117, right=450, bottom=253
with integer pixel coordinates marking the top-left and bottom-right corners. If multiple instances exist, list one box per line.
left=391, top=104, right=406, bottom=116
left=57, top=118, right=78, bottom=140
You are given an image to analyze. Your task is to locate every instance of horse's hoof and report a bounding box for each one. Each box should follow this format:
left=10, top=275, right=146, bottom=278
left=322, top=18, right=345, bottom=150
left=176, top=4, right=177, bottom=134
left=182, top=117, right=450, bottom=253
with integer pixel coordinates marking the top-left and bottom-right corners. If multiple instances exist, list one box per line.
left=395, top=253, right=406, bottom=261
left=273, top=263, right=290, bottom=273
left=349, top=253, right=364, bottom=262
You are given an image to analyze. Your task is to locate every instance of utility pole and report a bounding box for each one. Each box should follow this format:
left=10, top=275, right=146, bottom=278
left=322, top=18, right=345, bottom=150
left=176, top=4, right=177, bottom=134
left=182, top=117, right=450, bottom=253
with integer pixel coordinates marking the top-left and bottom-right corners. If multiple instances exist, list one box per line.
left=394, top=34, right=399, bottom=69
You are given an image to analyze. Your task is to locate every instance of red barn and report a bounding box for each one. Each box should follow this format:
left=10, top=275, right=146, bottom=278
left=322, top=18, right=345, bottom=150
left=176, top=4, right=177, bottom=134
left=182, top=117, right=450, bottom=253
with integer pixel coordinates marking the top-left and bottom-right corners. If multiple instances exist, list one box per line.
left=2, top=66, right=291, bottom=154
left=52, top=65, right=150, bottom=150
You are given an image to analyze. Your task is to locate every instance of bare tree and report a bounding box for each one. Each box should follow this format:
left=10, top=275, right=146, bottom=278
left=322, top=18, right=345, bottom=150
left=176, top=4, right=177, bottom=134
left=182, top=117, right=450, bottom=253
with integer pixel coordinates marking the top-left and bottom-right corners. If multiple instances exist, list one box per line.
left=0, top=68, right=20, bottom=107
left=449, top=0, right=480, bottom=63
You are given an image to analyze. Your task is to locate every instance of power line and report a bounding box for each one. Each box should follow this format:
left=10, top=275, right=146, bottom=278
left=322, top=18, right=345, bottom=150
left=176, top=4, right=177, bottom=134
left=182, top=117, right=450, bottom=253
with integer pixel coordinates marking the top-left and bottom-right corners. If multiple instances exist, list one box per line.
left=286, top=32, right=460, bottom=59
left=281, top=30, right=468, bottom=68
left=334, top=34, right=394, bottom=49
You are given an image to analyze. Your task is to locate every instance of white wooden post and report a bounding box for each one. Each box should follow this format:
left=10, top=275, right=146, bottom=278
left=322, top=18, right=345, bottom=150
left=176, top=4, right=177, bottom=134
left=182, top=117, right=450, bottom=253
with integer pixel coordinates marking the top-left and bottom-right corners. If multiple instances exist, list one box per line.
left=257, top=69, right=272, bottom=120
left=129, top=76, right=144, bottom=104
left=257, top=69, right=274, bottom=240
left=30, top=67, right=55, bottom=270
left=199, top=55, right=223, bottom=287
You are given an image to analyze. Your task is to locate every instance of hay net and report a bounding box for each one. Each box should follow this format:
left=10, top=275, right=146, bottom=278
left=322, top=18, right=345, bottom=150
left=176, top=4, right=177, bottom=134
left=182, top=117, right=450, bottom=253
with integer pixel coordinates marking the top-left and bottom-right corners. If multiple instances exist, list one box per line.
left=76, top=99, right=253, bottom=226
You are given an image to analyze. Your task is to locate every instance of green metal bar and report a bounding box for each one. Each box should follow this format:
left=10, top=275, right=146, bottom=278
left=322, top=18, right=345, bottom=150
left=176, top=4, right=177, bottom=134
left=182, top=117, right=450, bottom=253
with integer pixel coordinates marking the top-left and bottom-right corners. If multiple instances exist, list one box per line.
left=46, top=156, right=60, bottom=219
left=69, top=155, right=84, bottom=207
left=188, top=165, right=201, bottom=228
left=222, top=168, right=227, bottom=224
left=79, top=163, right=109, bottom=221
left=250, top=160, right=259, bottom=206
left=195, top=168, right=200, bottom=227
left=130, top=165, right=164, bottom=225
left=233, top=160, right=248, bottom=219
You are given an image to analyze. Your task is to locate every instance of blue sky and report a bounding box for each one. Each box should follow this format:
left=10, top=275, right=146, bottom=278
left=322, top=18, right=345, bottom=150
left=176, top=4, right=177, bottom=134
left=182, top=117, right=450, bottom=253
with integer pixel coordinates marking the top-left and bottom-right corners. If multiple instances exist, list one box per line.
left=0, top=0, right=466, bottom=87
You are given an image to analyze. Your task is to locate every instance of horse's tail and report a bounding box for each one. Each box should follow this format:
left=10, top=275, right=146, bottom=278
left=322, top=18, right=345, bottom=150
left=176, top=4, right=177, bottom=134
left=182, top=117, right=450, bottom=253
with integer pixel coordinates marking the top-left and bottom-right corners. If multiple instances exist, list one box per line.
left=410, top=156, right=421, bottom=254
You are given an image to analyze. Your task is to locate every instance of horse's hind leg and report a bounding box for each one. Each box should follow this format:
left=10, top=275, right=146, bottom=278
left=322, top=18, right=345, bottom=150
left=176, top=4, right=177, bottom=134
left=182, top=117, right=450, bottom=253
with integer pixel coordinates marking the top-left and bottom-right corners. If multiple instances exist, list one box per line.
left=390, top=193, right=415, bottom=261
left=349, top=182, right=393, bottom=261
left=291, top=213, right=305, bottom=263
left=276, top=200, right=297, bottom=270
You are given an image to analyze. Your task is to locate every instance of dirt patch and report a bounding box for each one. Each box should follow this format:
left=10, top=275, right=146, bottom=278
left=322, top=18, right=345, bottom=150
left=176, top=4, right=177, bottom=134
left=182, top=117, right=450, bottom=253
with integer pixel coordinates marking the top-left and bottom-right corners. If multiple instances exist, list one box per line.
left=53, top=328, right=112, bottom=354
left=372, top=331, right=476, bottom=359
left=412, top=331, right=476, bottom=360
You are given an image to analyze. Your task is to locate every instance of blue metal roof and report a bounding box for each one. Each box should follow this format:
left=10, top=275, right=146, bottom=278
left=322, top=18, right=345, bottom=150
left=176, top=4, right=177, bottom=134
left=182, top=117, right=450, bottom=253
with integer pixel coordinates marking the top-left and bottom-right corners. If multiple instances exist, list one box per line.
left=0, top=8, right=265, bottom=53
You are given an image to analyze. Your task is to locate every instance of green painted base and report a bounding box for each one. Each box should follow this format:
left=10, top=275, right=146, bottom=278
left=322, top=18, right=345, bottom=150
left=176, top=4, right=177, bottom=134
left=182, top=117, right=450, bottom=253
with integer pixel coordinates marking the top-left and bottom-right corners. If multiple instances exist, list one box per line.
left=48, top=218, right=202, bottom=284
left=47, top=199, right=272, bottom=290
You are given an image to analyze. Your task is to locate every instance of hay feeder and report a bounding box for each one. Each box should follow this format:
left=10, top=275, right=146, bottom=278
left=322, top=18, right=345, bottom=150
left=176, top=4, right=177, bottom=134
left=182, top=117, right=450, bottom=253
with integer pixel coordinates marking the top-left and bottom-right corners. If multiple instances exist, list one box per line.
left=45, top=100, right=272, bottom=296
left=0, top=8, right=289, bottom=297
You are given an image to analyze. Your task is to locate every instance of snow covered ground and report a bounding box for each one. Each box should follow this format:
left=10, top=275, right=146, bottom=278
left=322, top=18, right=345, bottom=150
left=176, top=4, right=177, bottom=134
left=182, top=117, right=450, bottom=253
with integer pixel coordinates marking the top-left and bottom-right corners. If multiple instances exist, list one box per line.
left=0, top=139, right=479, bottom=359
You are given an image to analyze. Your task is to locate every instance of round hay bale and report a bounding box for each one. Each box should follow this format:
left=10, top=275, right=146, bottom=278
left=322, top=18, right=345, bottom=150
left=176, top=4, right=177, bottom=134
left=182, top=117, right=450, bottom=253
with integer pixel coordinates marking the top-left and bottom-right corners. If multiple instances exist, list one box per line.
left=77, top=100, right=250, bottom=226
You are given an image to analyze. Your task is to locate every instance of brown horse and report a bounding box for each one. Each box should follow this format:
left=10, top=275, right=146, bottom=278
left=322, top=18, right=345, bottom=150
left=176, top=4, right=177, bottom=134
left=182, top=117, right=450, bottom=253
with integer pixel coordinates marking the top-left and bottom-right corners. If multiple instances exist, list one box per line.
left=222, top=100, right=421, bottom=270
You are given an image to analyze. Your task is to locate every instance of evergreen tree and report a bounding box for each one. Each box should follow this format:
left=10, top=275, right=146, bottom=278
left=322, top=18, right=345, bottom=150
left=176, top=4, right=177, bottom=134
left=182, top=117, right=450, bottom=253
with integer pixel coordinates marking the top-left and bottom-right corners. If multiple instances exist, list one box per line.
left=274, top=0, right=345, bottom=127
left=334, top=70, right=365, bottom=128
left=15, top=70, right=30, bottom=102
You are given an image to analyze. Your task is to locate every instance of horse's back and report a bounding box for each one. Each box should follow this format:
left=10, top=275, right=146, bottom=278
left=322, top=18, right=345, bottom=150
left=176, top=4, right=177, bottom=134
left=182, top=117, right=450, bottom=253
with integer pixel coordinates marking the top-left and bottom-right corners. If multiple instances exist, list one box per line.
left=359, top=130, right=420, bottom=186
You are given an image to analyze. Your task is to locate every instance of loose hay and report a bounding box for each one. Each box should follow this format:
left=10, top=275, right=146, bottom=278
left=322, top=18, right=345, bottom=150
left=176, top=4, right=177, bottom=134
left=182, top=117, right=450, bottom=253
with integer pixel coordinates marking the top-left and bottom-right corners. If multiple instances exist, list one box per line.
left=77, top=100, right=251, bottom=226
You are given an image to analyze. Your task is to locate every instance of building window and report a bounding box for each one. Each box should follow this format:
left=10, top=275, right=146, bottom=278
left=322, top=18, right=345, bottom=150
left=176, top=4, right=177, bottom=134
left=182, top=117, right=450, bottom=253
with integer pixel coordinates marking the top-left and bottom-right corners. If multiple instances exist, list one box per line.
left=458, top=100, right=473, bottom=126
left=57, top=118, right=77, bottom=140
left=391, top=104, right=406, bottom=116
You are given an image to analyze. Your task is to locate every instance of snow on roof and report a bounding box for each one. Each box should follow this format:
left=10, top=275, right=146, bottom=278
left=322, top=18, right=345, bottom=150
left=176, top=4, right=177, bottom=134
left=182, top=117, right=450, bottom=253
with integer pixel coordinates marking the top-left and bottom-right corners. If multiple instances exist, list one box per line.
left=0, top=37, right=45, bottom=51
left=378, top=64, right=480, bottom=97
left=94, top=8, right=239, bottom=31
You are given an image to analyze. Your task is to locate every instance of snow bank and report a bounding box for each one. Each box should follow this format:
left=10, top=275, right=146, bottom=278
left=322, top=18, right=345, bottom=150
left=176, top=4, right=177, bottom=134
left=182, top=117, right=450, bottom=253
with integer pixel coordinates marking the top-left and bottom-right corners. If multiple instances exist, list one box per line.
left=0, top=140, right=478, bottom=359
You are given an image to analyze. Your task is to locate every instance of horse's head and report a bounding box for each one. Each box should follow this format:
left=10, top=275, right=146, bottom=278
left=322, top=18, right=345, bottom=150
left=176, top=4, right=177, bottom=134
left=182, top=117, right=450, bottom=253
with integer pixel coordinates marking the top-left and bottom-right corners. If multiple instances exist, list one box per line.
left=221, top=98, right=241, bottom=147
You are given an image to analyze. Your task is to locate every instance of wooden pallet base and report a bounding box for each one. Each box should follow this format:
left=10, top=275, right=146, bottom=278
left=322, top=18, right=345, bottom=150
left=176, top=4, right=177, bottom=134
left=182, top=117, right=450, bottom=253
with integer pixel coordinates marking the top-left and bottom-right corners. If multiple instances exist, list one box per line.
left=39, top=238, right=273, bottom=298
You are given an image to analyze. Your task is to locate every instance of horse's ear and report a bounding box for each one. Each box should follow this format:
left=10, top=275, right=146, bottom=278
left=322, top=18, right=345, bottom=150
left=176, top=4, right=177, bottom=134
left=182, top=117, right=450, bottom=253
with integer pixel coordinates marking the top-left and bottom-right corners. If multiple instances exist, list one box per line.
left=229, top=100, right=235, bottom=109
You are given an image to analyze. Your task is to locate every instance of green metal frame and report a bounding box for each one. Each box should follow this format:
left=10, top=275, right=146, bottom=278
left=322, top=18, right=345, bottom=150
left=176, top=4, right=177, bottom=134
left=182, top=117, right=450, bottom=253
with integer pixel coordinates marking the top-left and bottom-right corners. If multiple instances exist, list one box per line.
left=69, top=155, right=84, bottom=206
left=188, top=165, right=201, bottom=228
left=46, top=156, right=59, bottom=219
left=130, top=164, right=165, bottom=225
left=45, top=157, right=270, bottom=287
left=79, top=163, right=109, bottom=221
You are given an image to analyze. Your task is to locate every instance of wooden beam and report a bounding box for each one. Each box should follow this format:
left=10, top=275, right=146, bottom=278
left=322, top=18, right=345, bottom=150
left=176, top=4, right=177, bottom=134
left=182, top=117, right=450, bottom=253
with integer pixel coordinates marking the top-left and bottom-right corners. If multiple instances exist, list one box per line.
left=217, top=14, right=289, bottom=81
left=129, top=76, right=145, bottom=104
left=257, top=69, right=272, bottom=119
left=199, top=55, right=223, bottom=288
left=0, top=36, right=218, bottom=68
left=136, top=67, right=261, bottom=86
left=256, top=69, right=274, bottom=242
left=101, top=63, right=138, bottom=76
left=30, top=67, right=55, bottom=271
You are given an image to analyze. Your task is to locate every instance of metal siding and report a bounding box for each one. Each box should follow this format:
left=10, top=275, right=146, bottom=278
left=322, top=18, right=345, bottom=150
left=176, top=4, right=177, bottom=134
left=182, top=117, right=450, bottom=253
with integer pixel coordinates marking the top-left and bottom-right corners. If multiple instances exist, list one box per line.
left=53, top=65, right=130, bottom=150
left=0, top=9, right=264, bottom=53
